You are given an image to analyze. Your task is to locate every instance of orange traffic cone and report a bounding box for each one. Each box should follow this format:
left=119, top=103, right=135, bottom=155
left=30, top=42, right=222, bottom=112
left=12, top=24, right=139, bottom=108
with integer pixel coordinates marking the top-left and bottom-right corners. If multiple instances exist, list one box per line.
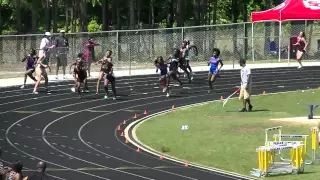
left=144, top=110, right=147, bottom=115
left=184, top=161, right=189, bottom=167
left=125, top=138, right=129, bottom=144
left=117, top=126, right=121, bottom=131
left=136, top=147, right=140, bottom=152
left=133, top=114, right=137, bottom=118
left=120, top=132, right=124, bottom=137
left=220, top=96, right=224, bottom=100
left=160, top=154, right=163, bottom=160
left=171, top=105, right=175, bottom=110
left=123, top=120, right=126, bottom=125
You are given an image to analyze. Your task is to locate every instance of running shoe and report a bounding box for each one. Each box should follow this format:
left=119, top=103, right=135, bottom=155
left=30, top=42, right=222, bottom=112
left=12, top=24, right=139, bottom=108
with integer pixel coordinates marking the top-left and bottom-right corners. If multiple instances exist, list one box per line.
left=71, top=87, right=75, bottom=92
left=32, top=91, right=38, bottom=94
left=20, top=85, right=25, bottom=89
left=104, top=95, right=108, bottom=99
left=112, top=96, right=117, bottom=100
left=248, top=105, right=253, bottom=112
left=239, top=108, right=247, bottom=112
left=166, top=92, right=170, bottom=97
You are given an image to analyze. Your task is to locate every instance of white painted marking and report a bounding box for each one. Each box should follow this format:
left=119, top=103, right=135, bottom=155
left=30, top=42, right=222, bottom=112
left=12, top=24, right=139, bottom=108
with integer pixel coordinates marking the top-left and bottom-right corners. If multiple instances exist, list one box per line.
left=0, top=129, right=5, bottom=131
left=0, top=139, right=3, bottom=141
left=14, top=143, right=19, bottom=145
left=47, top=131, right=52, bottom=134
left=12, top=153, right=18, bottom=155
left=86, top=152, right=92, bottom=154
left=30, top=158, right=35, bottom=160
left=26, top=126, right=31, bottom=128
left=59, top=155, right=64, bottom=157
left=105, top=146, right=110, bottom=149
left=153, top=87, right=159, bottom=89
left=17, top=124, right=22, bottom=126
left=12, top=132, right=16, bottom=134
left=105, top=156, right=110, bottom=159
left=61, top=145, right=66, bottom=148
left=68, top=147, right=74, bottom=150
left=50, top=152, right=55, bottom=155
left=27, top=136, right=32, bottom=139
left=52, top=143, right=57, bottom=145
left=4, top=121, right=8, bottom=123
left=35, top=128, right=40, bottom=131
left=96, top=154, right=101, bottom=156
left=55, top=134, right=60, bottom=136
left=87, top=142, right=93, bottom=144
left=78, top=149, right=83, bottom=152
left=96, top=144, right=101, bottom=147
left=72, top=138, right=77, bottom=141
left=142, top=93, right=148, bottom=95
left=32, top=148, right=36, bottom=150
left=23, top=145, right=28, bottom=148
left=40, top=149, right=44, bottom=152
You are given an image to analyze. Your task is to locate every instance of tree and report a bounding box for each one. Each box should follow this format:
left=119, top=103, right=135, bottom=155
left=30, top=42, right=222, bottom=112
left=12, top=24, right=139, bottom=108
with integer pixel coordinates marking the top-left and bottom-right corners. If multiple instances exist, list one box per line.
left=193, top=0, right=200, bottom=26
left=176, top=0, right=184, bottom=27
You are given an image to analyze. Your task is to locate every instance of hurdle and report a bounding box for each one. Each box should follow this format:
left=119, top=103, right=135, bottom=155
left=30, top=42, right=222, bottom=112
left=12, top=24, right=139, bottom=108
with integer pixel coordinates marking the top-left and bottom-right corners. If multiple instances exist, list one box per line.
left=250, top=143, right=305, bottom=177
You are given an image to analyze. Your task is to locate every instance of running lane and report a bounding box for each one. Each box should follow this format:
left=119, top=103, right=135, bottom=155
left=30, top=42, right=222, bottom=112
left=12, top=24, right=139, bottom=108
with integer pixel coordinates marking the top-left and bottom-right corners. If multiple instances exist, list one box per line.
left=1, top=66, right=319, bottom=180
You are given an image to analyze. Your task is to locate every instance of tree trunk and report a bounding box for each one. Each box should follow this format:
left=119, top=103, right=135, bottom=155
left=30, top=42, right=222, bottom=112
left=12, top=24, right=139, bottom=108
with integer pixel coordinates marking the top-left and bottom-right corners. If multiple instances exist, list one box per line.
left=242, top=0, right=248, bottom=59
left=112, top=0, right=117, bottom=28
left=176, top=0, right=184, bottom=27
left=149, top=0, right=155, bottom=58
left=65, top=5, right=69, bottom=32
left=129, top=0, right=135, bottom=29
left=137, top=0, right=140, bottom=26
left=166, top=0, right=174, bottom=56
left=0, top=2, right=3, bottom=63
left=116, top=0, right=120, bottom=30
left=193, top=0, right=200, bottom=26
left=231, top=0, right=239, bottom=59
left=200, top=0, right=206, bottom=25
left=79, top=0, right=88, bottom=32
left=102, top=0, right=108, bottom=31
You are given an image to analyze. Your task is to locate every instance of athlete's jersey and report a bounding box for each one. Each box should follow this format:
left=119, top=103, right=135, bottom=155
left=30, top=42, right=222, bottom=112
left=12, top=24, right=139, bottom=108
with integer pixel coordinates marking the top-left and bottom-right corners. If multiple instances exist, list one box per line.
left=209, top=57, right=220, bottom=70
left=26, top=55, right=37, bottom=70
left=74, top=58, right=86, bottom=73
left=102, top=62, right=113, bottom=75
left=169, top=59, right=179, bottom=71
left=156, top=63, right=168, bottom=75
left=39, top=37, right=51, bottom=58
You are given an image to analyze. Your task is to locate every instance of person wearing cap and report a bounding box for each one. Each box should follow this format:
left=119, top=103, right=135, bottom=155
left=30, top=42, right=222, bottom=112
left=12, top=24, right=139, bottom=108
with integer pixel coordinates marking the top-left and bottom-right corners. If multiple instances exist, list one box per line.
left=84, top=38, right=100, bottom=77
left=53, top=30, right=69, bottom=79
left=239, top=58, right=253, bottom=112
left=23, top=161, right=49, bottom=180
left=33, top=32, right=54, bottom=94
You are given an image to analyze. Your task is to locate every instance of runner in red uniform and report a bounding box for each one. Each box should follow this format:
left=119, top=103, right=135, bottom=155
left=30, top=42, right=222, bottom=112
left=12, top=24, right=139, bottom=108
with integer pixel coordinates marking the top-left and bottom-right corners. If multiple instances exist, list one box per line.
left=292, top=31, right=307, bottom=69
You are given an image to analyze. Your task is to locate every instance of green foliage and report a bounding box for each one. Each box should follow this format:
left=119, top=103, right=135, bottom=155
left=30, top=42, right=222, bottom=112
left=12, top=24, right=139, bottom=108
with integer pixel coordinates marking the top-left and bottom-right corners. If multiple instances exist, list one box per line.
left=88, top=17, right=102, bottom=32
left=0, top=0, right=273, bottom=34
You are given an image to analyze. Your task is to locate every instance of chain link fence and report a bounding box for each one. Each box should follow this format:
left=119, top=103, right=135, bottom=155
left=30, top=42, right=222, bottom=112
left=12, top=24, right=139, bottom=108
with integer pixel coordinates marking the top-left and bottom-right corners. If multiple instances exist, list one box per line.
left=1, top=21, right=319, bottom=78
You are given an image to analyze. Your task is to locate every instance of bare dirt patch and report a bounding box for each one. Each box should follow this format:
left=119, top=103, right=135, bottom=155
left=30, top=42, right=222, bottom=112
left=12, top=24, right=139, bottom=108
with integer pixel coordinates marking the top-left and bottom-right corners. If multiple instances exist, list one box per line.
left=270, top=116, right=320, bottom=126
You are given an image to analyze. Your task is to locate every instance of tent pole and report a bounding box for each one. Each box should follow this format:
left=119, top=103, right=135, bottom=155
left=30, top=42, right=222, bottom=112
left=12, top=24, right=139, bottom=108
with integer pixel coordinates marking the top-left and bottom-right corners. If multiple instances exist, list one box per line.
left=278, top=21, right=281, bottom=63
left=252, top=22, right=254, bottom=62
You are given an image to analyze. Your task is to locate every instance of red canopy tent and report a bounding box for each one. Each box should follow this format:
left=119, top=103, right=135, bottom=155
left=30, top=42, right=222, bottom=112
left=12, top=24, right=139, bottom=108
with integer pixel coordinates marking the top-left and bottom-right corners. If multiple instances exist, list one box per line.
left=250, top=0, right=320, bottom=61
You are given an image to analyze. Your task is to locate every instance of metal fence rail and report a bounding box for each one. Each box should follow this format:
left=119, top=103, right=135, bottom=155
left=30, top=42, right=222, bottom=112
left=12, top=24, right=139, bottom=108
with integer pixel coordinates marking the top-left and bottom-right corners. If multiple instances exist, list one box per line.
left=1, top=21, right=320, bottom=77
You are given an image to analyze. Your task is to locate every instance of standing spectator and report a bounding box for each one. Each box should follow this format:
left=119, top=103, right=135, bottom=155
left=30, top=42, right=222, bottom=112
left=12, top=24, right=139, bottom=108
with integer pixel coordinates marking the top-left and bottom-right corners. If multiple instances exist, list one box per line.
left=23, top=162, right=49, bottom=180
left=53, top=30, right=69, bottom=79
left=84, top=38, right=99, bottom=77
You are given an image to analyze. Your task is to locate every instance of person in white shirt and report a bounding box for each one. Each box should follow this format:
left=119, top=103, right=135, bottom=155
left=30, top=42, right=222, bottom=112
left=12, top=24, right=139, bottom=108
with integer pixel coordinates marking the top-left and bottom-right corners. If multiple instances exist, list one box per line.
left=239, top=59, right=253, bottom=112
left=33, top=32, right=55, bottom=94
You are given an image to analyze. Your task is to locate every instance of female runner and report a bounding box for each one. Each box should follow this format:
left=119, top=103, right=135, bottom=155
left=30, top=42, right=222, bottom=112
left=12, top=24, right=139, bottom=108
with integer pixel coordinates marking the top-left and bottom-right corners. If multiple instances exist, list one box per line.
left=95, top=50, right=113, bottom=95
left=292, top=31, right=307, bottom=69
left=102, top=59, right=117, bottom=100
left=21, top=49, right=37, bottom=89
left=208, top=48, right=223, bottom=93
left=181, top=39, right=197, bottom=79
left=70, top=53, right=88, bottom=93
left=154, top=56, right=168, bottom=93
left=166, top=49, right=183, bottom=97
left=33, top=47, right=52, bottom=94
left=179, top=41, right=192, bottom=83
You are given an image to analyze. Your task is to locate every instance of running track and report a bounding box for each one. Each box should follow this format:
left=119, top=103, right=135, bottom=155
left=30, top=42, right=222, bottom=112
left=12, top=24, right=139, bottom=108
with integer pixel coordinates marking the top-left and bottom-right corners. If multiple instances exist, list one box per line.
left=0, top=66, right=319, bottom=180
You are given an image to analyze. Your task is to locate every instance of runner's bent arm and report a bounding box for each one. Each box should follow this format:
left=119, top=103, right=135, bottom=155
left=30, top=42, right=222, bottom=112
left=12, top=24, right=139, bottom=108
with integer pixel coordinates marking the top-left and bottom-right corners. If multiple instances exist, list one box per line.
left=217, top=59, right=224, bottom=73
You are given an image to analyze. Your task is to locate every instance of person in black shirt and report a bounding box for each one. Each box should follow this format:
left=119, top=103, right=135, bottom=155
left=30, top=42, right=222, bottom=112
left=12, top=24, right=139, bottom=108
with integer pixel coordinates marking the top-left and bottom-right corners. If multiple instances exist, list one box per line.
left=23, top=161, right=49, bottom=180
left=53, top=30, right=69, bottom=79
left=166, top=49, right=183, bottom=97
left=84, top=38, right=100, bottom=77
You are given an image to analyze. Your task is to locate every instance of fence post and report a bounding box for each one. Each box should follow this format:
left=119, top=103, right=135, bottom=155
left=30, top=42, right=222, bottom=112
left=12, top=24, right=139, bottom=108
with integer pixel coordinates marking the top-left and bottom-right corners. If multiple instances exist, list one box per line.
left=116, top=30, right=119, bottom=71
left=251, top=23, right=255, bottom=62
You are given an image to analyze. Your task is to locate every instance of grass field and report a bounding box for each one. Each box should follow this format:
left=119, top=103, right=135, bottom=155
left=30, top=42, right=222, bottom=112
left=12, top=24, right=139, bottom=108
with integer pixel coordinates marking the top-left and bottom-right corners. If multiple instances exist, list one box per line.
left=136, top=90, right=320, bottom=179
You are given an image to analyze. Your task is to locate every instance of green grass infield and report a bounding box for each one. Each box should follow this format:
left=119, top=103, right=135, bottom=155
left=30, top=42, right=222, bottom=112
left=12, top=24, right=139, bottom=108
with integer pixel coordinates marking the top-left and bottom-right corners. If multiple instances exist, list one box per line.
left=136, top=90, right=320, bottom=179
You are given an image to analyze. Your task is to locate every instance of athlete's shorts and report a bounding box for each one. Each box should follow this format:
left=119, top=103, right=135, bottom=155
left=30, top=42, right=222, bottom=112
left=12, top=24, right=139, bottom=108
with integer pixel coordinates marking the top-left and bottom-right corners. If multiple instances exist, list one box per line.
left=104, top=73, right=115, bottom=82
left=77, top=70, right=87, bottom=83
left=160, top=70, right=168, bottom=76
left=26, top=67, right=35, bottom=73
left=209, top=68, right=217, bottom=75
left=239, top=85, right=251, bottom=100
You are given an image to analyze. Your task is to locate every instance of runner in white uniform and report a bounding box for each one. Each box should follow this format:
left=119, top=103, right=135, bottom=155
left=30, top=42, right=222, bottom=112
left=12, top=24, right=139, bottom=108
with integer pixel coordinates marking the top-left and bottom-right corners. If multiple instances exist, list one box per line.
left=33, top=32, right=54, bottom=94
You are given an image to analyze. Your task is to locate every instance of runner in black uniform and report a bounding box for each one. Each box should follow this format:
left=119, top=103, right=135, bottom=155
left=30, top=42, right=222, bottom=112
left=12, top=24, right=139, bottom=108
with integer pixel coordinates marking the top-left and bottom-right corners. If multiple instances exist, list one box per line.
left=179, top=41, right=192, bottom=83
left=102, top=60, right=117, bottom=100
left=154, top=56, right=169, bottom=93
left=70, top=53, right=88, bottom=98
left=166, top=49, right=183, bottom=97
